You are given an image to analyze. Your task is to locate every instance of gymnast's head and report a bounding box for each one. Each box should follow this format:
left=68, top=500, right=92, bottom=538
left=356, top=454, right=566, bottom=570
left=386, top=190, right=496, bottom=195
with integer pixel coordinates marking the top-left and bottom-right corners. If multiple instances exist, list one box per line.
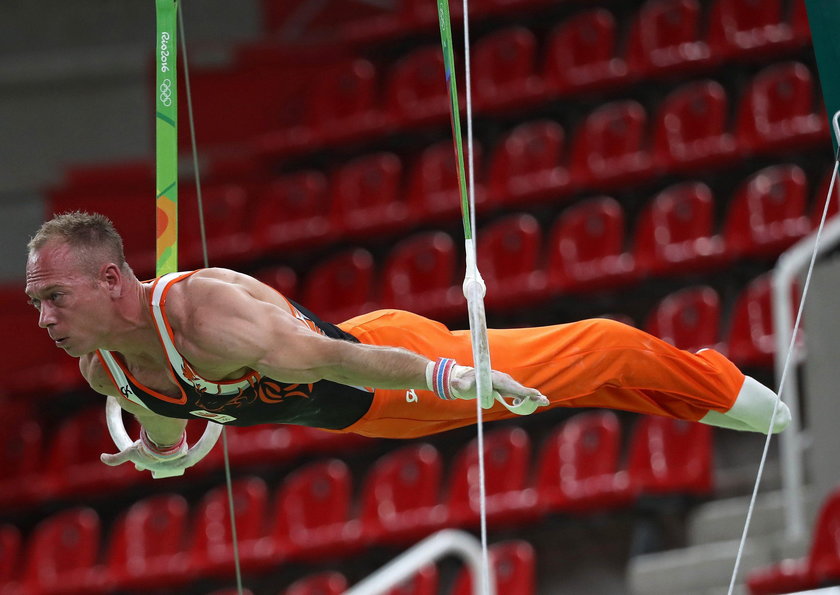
left=25, top=211, right=137, bottom=356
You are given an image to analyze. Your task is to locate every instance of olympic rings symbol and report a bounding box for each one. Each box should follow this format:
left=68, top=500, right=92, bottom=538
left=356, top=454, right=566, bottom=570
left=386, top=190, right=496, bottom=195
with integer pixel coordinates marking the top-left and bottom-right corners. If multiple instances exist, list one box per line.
left=159, top=79, right=173, bottom=107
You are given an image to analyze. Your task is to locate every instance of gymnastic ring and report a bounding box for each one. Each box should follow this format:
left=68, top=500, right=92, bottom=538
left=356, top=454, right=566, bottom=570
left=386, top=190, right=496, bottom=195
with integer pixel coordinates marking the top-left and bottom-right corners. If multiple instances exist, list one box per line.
left=105, top=395, right=222, bottom=477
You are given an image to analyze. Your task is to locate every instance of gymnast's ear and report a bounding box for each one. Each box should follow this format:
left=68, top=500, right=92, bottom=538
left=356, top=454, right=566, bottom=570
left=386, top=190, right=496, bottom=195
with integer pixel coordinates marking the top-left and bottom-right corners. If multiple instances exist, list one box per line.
left=100, top=261, right=124, bottom=295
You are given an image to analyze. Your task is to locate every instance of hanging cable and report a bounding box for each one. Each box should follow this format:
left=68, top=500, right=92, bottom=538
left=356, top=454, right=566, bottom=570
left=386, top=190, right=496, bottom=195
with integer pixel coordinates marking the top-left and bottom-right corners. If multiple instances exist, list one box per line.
left=726, top=147, right=840, bottom=594
left=435, top=0, right=492, bottom=592
left=177, top=2, right=243, bottom=593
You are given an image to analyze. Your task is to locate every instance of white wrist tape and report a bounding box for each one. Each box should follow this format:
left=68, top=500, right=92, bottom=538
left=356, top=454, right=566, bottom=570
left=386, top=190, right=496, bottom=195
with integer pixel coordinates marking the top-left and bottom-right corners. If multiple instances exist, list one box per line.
left=140, top=428, right=187, bottom=461
left=426, top=358, right=457, bottom=400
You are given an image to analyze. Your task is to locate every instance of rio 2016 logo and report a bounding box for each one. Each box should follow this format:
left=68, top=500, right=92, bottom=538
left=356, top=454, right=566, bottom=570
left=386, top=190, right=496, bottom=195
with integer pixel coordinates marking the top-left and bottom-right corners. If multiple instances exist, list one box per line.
left=160, top=31, right=171, bottom=73
left=159, top=79, right=173, bottom=107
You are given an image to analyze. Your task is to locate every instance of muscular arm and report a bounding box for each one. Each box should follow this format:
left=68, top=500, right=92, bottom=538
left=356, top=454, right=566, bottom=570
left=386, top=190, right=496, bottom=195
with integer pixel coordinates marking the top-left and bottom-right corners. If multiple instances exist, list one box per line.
left=79, top=356, right=187, bottom=447
left=180, top=275, right=432, bottom=391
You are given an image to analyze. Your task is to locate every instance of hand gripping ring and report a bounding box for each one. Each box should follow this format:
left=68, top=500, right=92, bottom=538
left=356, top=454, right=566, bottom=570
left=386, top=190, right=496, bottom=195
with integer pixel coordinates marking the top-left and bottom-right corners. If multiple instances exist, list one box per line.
left=105, top=396, right=222, bottom=477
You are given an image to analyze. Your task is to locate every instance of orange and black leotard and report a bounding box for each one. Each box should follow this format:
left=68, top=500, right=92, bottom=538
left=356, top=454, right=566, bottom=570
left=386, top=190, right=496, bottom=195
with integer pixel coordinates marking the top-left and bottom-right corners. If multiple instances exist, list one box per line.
left=95, top=271, right=373, bottom=429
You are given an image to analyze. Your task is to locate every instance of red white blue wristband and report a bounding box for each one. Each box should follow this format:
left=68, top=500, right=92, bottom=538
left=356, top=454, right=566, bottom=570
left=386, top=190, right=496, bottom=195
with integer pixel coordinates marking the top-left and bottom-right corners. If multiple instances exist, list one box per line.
left=427, top=358, right=456, bottom=400
left=140, top=428, right=186, bottom=460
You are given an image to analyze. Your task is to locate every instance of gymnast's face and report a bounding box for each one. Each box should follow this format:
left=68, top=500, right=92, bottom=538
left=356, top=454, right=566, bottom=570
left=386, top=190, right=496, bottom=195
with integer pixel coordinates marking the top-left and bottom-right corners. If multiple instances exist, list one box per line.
left=25, top=240, right=114, bottom=357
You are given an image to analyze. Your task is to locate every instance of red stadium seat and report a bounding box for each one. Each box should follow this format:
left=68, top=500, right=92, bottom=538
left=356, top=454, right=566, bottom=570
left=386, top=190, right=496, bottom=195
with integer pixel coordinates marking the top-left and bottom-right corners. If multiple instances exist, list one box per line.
left=626, top=0, right=713, bottom=77
left=544, top=9, right=629, bottom=94
left=330, top=152, right=409, bottom=238
left=179, top=183, right=253, bottom=269
left=487, top=120, right=571, bottom=207
left=451, top=540, right=536, bottom=595
left=252, top=171, right=335, bottom=255
left=23, top=508, right=107, bottom=595
left=627, top=416, right=714, bottom=496
left=359, top=443, right=448, bottom=545
left=747, top=488, right=840, bottom=594
left=272, top=459, right=363, bottom=560
left=735, top=62, right=828, bottom=154
left=536, top=411, right=633, bottom=513
left=58, top=160, right=154, bottom=195
left=223, top=423, right=303, bottom=467
left=811, top=166, right=840, bottom=229
left=0, top=524, right=21, bottom=586
left=707, top=0, right=794, bottom=59
left=46, top=187, right=156, bottom=277
left=385, top=45, right=450, bottom=129
left=407, top=140, right=486, bottom=224
left=446, top=427, right=540, bottom=528
left=644, top=286, right=724, bottom=353
left=791, top=0, right=811, bottom=46
left=380, top=231, right=463, bottom=321
left=106, top=494, right=193, bottom=591
left=285, top=571, right=348, bottom=595
left=569, top=100, right=654, bottom=190
left=44, top=406, right=139, bottom=499
left=0, top=417, right=45, bottom=511
left=726, top=273, right=801, bottom=369
left=472, top=27, right=544, bottom=112
left=547, top=197, right=636, bottom=293
left=191, top=477, right=273, bottom=576
left=383, top=565, right=438, bottom=595
left=477, top=213, right=547, bottom=309
left=254, top=265, right=298, bottom=301
left=301, top=248, right=378, bottom=323
left=652, top=80, right=738, bottom=173
left=307, top=59, right=390, bottom=146
left=633, top=182, right=728, bottom=277
left=0, top=286, right=83, bottom=396
left=723, top=164, right=812, bottom=260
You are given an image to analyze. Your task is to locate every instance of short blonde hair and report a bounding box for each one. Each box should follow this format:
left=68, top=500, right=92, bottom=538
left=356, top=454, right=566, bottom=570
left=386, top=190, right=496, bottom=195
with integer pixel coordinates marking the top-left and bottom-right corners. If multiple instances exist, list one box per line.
left=28, top=211, right=130, bottom=275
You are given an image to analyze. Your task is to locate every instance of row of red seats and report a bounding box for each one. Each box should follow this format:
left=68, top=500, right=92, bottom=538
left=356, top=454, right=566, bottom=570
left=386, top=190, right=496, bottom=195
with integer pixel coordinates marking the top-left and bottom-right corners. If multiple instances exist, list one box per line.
left=200, top=541, right=532, bottom=595
left=46, top=130, right=831, bottom=284
left=747, top=486, right=840, bottom=594
left=189, top=45, right=827, bottom=172
left=0, top=412, right=709, bottom=593
left=0, top=406, right=374, bottom=512
left=183, top=0, right=813, bottom=158
left=332, top=0, right=810, bottom=57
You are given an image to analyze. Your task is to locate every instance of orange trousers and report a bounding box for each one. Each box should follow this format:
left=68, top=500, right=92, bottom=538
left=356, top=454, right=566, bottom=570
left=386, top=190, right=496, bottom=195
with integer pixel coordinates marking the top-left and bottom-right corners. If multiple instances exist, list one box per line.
left=336, top=310, right=745, bottom=439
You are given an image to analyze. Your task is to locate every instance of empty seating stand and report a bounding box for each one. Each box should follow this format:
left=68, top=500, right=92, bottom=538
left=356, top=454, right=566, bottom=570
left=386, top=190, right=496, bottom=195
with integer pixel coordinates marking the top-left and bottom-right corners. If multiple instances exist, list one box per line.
left=723, top=164, right=812, bottom=260
left=487, top=120, right=572, bottom=207
left=536, top=411, right=633, bottom=513
left=544, top=9, right=629, bottom=95
left=633, top=181, right=728, bottom=277
left=359, top=443, right=448, bottom=545
left=547, top=197, right=637, bottom=293
left=747, top=487, right=840, bottom=594
left=477, top=213, right=547, bottom=310
left=644, top=286, right=725, bottom=354
left=626, top=0, right=713, bottom=78
left=472, top=27, right=545, bottom=113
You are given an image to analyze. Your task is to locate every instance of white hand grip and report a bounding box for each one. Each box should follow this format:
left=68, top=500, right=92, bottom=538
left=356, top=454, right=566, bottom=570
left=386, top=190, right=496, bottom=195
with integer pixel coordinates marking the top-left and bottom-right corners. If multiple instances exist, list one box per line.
left=105, top=396, right=222, bottom=478
left=495, top=394, right=540, bottom=416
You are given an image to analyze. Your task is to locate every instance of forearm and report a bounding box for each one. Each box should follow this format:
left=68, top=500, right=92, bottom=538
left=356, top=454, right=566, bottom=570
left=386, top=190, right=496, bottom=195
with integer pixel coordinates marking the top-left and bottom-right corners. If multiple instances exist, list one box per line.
left=321, top=342, right=432, bottom=390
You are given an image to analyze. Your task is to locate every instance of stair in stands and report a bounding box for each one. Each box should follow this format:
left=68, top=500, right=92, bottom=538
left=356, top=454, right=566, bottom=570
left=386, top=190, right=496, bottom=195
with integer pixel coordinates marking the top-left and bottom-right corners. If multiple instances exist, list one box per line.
left=626, top=489, right=816, bottom=595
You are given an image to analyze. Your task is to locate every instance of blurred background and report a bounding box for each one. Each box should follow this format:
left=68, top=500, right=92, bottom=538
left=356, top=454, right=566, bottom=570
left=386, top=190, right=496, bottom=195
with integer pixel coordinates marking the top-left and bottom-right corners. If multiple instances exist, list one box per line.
left=1, top=0, right=837, bottom=593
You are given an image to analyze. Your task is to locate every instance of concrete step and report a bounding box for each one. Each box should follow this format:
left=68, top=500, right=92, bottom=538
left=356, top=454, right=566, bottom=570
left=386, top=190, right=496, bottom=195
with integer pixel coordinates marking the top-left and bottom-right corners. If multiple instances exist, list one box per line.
left=688, top=488, right=817, bottom=547
left=626, top=538, right=773, bottom=595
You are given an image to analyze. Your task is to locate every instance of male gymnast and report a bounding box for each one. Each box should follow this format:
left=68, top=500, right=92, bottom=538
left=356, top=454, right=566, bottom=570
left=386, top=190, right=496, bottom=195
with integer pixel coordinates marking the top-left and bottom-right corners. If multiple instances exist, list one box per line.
left=24, top=212, right=790, bottom=475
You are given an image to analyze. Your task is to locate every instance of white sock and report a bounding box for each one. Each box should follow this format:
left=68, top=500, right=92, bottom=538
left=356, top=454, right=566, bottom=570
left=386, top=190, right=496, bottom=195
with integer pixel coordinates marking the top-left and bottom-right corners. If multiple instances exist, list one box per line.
left=700, top=376, right=791, bottom=434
